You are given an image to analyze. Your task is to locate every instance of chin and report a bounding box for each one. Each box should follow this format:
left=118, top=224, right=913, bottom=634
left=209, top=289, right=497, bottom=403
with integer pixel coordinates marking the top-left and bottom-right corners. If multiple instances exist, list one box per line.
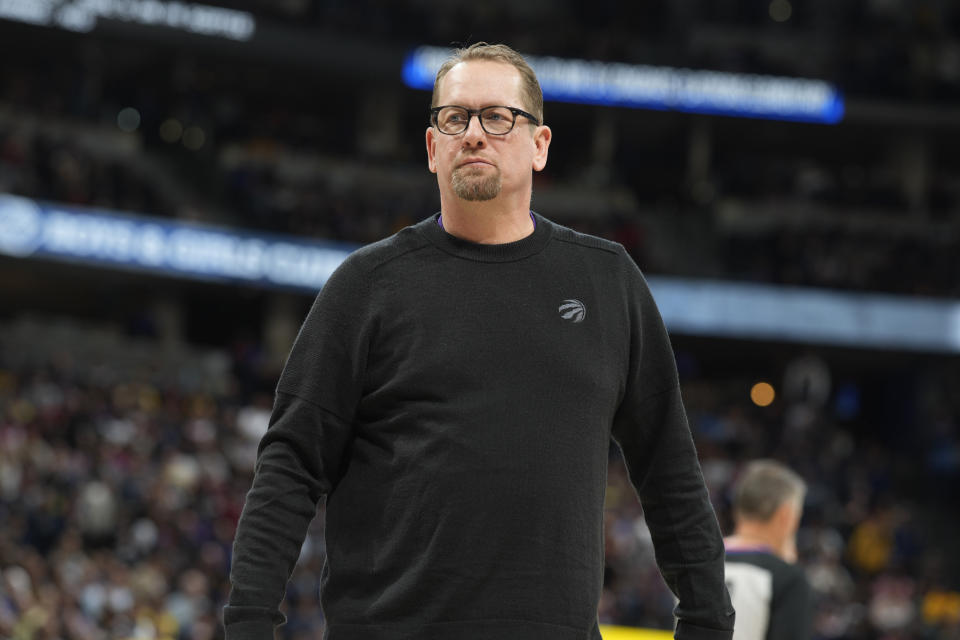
left=451, top=177, right=501, bottom=202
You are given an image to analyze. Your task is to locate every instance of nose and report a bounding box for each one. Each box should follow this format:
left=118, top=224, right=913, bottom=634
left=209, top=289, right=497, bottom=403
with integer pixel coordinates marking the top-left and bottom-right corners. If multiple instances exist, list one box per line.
left=461, top=113, right=486, bottom=147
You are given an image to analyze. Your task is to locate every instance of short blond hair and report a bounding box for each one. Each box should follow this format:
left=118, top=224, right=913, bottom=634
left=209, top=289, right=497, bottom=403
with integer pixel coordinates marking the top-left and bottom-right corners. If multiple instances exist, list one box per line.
left=431, top=42, right=544, bottom=124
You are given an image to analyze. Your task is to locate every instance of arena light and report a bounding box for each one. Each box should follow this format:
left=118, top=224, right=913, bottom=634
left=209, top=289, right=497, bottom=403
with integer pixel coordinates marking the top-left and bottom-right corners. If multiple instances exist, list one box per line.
left=403, top=46, right=844, bottom=124
left=0, top=0, right=255, bottom=41
left=750, top=382, right=776, bottom=407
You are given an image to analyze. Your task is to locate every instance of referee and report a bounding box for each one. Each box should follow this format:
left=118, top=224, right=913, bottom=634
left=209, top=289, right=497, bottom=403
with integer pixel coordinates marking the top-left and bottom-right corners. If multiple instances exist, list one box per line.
left=724, top=460, right=813, bottom=640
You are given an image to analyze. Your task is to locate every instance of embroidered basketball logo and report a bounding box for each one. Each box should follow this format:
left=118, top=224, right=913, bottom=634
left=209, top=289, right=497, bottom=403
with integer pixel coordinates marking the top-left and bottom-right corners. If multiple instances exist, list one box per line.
left=559, top=299, right=586, bottom=323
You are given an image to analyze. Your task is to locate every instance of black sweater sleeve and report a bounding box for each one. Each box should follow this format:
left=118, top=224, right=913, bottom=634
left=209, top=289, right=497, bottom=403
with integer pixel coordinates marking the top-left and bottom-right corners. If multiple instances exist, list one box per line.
left=610, top=255, right=735, bottom=640
left=224, top=258, right=371, bottom=639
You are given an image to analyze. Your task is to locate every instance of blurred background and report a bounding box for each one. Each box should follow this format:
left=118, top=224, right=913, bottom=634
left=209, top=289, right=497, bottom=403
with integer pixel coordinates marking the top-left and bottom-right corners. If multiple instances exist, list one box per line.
left=1, top=1, right=959, bottom=638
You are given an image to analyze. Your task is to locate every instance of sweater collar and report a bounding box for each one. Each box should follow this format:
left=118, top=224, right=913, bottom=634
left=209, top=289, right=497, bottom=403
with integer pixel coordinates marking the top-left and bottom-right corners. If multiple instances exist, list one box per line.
left=417, top=211, right=552, bottom=263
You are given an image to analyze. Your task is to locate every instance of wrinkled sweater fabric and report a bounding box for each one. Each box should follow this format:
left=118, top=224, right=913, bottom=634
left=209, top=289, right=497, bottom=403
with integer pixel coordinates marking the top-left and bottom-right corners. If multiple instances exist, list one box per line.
left=225, top=212, right=734, bottom=640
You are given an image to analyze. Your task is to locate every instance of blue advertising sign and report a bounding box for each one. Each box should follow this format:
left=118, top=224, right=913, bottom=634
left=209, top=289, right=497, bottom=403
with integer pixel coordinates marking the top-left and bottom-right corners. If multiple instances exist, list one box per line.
left=403, top=46, right=844, bottom=124
left=0, top=194, right=354, bottom=292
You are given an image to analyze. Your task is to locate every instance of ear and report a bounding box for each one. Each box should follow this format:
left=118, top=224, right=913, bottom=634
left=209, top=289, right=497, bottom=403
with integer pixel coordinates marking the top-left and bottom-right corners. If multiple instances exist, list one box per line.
left=772, top=501, right=801, bottom=563
left=532, top=124, right=551, bottom=172
left=426, top=126, right=438, bottom=174
left=772, top=500, right=801, bottom=536
left=772, top=502, right=792, bottom=532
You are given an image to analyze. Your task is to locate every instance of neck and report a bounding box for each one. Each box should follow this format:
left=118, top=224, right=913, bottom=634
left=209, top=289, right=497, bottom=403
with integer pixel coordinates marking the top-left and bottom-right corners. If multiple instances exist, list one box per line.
left=725, top=524, right=788, bottom=561
left=438, top=192, right=535, bottom=244
left=724, top=533, right=776, bottom=550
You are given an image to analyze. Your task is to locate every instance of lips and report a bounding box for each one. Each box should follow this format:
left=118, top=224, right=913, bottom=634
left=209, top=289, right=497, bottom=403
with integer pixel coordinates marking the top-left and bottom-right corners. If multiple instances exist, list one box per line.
left=457, top=157, right=494, bottom=169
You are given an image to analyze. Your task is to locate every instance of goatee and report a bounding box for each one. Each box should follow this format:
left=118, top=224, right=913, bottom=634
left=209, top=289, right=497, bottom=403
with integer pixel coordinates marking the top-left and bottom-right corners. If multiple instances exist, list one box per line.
left=452, top=166, right=501, bottom=201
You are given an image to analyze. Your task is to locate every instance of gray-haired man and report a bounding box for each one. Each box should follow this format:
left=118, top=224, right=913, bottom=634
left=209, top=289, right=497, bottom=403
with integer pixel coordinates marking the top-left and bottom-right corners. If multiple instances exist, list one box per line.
left=725, top=460, right=813, bottom=640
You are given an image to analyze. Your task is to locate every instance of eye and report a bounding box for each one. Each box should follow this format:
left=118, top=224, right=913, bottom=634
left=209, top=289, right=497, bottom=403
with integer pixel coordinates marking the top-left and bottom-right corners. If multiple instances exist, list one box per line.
left=483, top=108, right=511, bottom=121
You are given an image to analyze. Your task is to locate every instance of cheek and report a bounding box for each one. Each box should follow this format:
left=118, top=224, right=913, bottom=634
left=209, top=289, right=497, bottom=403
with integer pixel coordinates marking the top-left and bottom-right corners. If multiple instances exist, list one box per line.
left=441, top=142, right=462, bottom=169
left=503, top=148, right=535, bottom=179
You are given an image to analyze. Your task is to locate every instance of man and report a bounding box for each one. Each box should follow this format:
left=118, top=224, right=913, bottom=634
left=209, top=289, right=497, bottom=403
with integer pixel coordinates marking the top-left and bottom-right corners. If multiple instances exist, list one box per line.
left=724, top=460, right=813, bottom=640
left=225, top=42, right=734, bottom=640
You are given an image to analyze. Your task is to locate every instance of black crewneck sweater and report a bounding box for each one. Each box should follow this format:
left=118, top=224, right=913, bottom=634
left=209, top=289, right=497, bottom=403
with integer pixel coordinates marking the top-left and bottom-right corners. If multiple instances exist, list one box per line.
left=225, top=213, right=734, bottom=640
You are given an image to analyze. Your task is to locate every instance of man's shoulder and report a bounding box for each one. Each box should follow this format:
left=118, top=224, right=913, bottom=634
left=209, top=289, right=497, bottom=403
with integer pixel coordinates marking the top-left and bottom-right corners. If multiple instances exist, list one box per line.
left=725, top=550, right=808, bottom=590
left=545, top=216, right=624, bottom=257
left=725, top=549, right=788, bottom=570
left=338, top=220, right=433, bottom=275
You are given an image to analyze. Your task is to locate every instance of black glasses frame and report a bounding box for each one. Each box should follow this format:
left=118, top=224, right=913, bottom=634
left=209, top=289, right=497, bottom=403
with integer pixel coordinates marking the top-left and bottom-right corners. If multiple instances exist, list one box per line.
left=430, top=105, right=541, bottom=135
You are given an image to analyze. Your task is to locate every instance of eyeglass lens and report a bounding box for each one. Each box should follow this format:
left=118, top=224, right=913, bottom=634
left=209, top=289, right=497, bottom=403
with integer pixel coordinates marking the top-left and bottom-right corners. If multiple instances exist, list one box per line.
left=436, top=107, right=515, bottom=134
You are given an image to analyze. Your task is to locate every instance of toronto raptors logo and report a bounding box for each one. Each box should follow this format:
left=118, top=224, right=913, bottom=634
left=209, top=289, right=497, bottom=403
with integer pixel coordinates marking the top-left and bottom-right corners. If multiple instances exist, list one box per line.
left=558, top=299, right=586, bottom=323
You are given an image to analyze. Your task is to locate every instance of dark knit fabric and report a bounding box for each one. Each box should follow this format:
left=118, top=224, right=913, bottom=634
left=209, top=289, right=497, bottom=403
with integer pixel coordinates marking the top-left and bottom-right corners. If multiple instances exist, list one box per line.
left=225, top=212, right=734, bottom=640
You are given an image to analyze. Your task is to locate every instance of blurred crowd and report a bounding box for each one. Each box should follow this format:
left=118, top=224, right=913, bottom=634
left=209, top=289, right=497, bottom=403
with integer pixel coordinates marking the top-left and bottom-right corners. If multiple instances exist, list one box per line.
left=1, top=319, right=959, bottom=639
left=0, top=130, right=174, bottom=219
left=720, top=225, right=960, bottom=297
left=0, top=320, right=255, bottom=640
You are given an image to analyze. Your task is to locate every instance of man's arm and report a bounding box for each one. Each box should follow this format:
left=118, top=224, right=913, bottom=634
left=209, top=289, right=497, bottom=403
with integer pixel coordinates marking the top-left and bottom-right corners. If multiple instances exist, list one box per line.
left=224, top=259, right=372, bottom=639
left=610, top=253, right=735, bottom=640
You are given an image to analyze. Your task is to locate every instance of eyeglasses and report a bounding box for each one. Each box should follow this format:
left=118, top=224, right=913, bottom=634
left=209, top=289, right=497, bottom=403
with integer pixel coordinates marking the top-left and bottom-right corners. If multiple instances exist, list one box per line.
left=430, top=105, right=540, bottom=135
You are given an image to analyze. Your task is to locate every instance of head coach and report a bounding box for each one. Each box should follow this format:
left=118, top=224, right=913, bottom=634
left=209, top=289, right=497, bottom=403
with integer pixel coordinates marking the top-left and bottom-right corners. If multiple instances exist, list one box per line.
left=225, top=42, right=735, bottom=640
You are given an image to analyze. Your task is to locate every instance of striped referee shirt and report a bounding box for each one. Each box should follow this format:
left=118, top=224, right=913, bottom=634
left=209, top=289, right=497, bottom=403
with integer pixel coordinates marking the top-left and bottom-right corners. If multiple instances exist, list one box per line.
left=725, top=546, right=813, bottom=640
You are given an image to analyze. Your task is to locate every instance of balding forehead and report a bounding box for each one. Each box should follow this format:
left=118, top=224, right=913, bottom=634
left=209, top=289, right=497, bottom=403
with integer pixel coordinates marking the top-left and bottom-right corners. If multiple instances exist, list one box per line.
left=436, top=60, right=525, bottom=107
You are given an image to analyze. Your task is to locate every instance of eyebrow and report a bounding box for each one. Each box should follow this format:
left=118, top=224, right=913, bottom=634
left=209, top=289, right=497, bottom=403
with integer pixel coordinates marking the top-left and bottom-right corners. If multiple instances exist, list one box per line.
left=438, top=103, right=522, bottom=110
